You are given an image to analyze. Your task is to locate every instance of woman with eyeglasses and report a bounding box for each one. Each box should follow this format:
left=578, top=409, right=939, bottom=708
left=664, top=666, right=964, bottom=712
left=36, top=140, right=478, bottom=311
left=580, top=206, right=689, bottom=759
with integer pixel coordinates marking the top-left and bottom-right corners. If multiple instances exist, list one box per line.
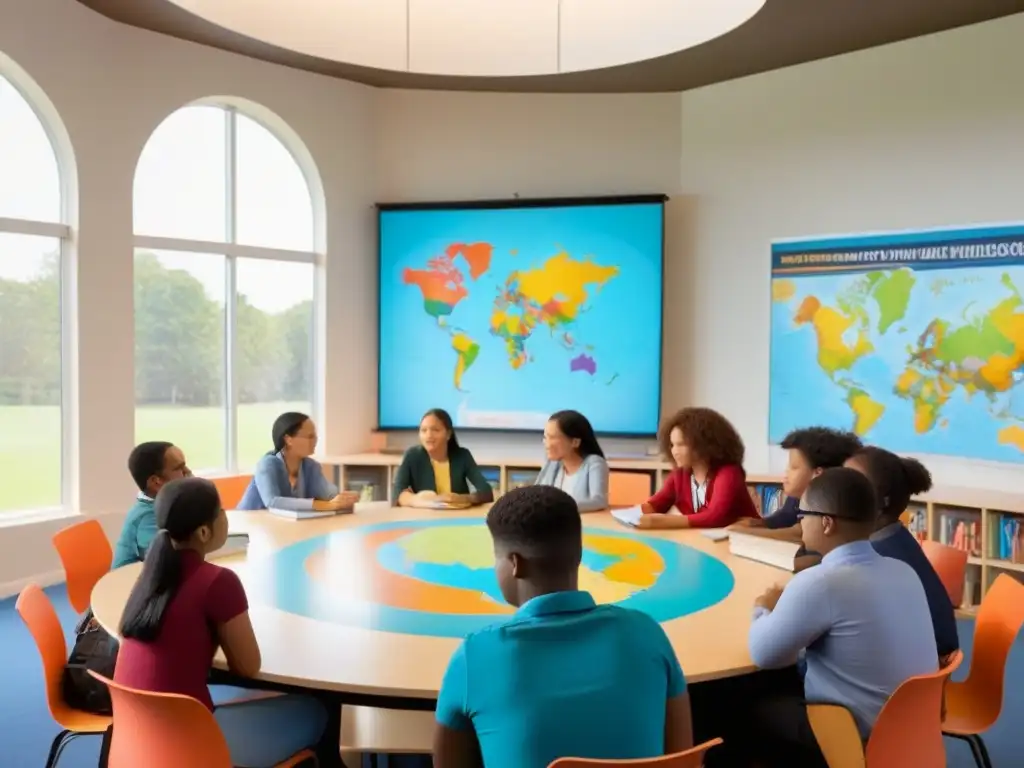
left=236, top=411, right=359, bottom=512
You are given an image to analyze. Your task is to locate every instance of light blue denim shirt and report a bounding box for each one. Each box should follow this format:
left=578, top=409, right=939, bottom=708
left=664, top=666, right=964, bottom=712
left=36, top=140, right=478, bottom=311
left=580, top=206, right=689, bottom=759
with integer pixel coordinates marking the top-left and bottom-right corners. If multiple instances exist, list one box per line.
left=236, top=452, right=338, bottom=511
left=535, top=454, right=610, bottom=512
left=748, top=539, right=938, bottom=738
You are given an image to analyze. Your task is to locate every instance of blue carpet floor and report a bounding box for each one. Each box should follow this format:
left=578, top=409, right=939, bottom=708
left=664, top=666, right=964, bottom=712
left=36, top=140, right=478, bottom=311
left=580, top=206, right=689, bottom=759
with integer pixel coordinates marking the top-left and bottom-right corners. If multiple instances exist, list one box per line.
left=1, top=585, right=1020, bottom=767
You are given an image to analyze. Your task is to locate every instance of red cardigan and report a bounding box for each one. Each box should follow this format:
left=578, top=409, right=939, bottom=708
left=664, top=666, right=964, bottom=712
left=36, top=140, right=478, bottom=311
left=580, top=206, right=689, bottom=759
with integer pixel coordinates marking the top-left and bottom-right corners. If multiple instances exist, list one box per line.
left=646, top=465, right=758, bottom=528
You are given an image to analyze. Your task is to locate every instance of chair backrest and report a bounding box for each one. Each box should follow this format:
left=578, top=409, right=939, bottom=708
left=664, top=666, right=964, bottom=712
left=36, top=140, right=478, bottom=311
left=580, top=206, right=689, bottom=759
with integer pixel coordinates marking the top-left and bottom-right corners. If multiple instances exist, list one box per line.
left=956, top=573, right=1024, bottom=729
left=210, top=475, right=254, bottom=510
left=608, top=472, right=653, bottom=507
left=53, top=518, right=114, bottom=614
left=16, top=584, right=72, bottom=722
left=806, top=704, right=866, bottom=768
left=89, top=671, right=232, bottom=768
left=919, top=540, right=968, bottom=607
left=864, top=650, right=963, bottom=768
left=547, top=738, right=722, bottom=767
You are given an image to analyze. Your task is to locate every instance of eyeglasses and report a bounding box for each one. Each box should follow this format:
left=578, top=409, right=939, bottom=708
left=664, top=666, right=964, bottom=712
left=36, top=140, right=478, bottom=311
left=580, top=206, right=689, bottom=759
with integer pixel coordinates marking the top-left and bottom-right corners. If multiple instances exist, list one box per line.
left=796, top=507, right=864, bottom=522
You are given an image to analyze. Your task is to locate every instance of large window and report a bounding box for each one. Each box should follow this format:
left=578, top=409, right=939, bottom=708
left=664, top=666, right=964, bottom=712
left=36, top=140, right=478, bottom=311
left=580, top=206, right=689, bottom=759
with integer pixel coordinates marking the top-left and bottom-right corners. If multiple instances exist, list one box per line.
left=133, top=106, right=317, bottom=474
left=0, top=73, right=69, bottom=513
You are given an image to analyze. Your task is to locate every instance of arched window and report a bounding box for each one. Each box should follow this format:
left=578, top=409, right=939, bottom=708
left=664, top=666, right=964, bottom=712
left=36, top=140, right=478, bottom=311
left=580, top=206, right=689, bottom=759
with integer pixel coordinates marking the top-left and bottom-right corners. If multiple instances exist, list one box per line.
left=133, top=105, right=318, bottom=473
left=0, top=71, right=69, bottom=514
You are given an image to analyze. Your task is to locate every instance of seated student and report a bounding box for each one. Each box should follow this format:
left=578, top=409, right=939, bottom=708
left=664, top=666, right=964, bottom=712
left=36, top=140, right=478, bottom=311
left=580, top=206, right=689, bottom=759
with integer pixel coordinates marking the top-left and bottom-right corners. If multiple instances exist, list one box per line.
left=534, top=410, right=609, bottom=512
left=746, top=468, right=937, bottom=766
left=639, top=407, right=757, bottom=529
left=732, top=427, right=862, bottom=571
left=237, top=411, right=359, bottom=512
left=845, top=446, right=960, bottom=659
left=433, top=485, right=693, bottom=768
left=112, top=441, right=191, bottom=568
left=394, top=408, right=495, bottom=506
left=114, top=477, right=334, bottom=767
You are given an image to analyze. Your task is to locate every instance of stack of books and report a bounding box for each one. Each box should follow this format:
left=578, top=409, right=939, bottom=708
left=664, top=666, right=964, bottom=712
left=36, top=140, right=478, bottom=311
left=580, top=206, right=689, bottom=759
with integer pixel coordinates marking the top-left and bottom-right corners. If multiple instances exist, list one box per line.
left=994, top=514, right=1024, bottom=563
left=937, top=510, right=981, bottom=557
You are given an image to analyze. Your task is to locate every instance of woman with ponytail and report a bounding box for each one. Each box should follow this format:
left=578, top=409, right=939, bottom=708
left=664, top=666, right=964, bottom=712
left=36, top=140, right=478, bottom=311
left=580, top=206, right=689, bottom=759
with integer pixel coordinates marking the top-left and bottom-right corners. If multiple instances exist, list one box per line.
left=115, top=477, right=332, bottom=767
left=845, top=446, right=959, bottom=658
left=237, top=411, right=360, bottom=512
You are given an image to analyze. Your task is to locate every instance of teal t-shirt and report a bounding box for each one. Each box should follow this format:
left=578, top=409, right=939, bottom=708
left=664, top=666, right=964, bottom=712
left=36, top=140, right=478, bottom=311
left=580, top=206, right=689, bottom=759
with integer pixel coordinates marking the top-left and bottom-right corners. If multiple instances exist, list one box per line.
left=435, top=591, right=686, bottom=768
left=112, top=496, right=157, bottom=569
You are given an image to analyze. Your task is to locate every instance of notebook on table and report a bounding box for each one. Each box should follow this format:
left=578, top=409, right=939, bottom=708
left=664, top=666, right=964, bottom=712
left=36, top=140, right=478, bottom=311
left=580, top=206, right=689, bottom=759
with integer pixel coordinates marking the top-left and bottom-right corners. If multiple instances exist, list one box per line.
left=728, top=530, right=799, bottom=571
left=267, top=507, right=338, bottom=520
left=211, top=533, right=250, bottom=559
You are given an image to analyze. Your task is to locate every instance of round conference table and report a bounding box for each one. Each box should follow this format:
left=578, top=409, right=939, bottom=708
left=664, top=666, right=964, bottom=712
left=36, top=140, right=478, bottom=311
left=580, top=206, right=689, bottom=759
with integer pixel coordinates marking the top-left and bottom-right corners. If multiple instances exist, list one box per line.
left=90, top=506, right=790, bottom=706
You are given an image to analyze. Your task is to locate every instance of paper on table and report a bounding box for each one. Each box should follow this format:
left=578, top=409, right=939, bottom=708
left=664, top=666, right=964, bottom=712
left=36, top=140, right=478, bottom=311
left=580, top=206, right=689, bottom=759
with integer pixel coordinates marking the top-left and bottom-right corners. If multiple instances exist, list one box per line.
left=701, top=529, right=730, bottom=542
left=611, top=506, right=643, bottom=527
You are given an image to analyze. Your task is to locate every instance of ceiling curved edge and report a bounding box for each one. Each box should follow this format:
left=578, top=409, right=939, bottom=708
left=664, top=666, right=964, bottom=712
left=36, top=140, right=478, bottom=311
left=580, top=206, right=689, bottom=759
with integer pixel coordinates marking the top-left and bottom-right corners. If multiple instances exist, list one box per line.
left=167, top=0, right=768, bottom=77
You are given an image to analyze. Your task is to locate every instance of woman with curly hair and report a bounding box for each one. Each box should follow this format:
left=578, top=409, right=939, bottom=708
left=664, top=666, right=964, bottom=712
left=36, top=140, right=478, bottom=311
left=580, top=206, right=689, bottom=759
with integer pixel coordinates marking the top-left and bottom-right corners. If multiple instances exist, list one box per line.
left=638, top=407, right=757, bottom=529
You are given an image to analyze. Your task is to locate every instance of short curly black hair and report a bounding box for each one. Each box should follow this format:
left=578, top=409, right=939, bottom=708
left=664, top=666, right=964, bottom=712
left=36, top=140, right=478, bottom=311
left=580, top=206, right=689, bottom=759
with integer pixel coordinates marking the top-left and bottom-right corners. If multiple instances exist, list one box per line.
left=486, top=485, right=582, bottom=569
left=658, top=407, right=744, bottom=467
left=780, top=427, right=862, bottom=470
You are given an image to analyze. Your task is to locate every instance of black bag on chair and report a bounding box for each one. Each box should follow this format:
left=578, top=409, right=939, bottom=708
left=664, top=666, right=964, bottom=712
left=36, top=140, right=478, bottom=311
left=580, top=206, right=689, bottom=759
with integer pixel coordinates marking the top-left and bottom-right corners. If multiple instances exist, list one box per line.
left=62, top=610, right=119, bottom=715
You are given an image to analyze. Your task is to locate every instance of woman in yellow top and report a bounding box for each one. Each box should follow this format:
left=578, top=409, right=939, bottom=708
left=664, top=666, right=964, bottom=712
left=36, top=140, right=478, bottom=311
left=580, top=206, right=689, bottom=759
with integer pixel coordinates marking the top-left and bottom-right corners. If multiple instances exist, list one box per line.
left=393, top=409, right=494, bottom=506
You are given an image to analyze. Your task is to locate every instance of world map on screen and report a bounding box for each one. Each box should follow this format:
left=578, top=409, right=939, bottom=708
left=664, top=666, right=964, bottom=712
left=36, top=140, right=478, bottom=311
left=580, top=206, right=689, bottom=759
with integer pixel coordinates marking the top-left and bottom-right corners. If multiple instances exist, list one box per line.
left=378, top=204, right=664, bottom=434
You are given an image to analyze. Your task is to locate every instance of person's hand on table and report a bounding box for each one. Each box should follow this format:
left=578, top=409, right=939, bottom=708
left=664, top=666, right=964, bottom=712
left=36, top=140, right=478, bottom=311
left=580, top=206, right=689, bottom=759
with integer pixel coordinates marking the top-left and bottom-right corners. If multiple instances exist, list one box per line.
left=730, top=517, right=765, bottom=529
left=439, top=493, right=473, bottom=505
left=328, top=491, right=361, bottom=510
left=754, top=585, right=785, bottom=612
left=636, top=513, right=661, bottom=529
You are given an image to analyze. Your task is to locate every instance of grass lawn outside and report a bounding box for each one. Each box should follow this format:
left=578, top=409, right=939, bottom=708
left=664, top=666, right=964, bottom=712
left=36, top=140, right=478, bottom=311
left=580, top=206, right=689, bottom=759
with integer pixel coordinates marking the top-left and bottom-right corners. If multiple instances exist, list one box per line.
left=0, top=402, right=308, bottom=512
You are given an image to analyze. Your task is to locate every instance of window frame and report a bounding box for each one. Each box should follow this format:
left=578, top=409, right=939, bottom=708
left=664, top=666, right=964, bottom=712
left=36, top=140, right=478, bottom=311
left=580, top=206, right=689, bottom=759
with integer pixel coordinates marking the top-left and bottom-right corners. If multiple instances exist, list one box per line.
left=0, top=73, right=73, bottom=522
left=132, top=104, right=321, bottom=475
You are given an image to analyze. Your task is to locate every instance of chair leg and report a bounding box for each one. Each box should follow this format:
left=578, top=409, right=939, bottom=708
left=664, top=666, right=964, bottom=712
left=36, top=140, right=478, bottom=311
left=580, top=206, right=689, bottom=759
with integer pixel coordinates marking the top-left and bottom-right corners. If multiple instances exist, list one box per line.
left=970, top=735, right=994, bottom=768
left=97, top=726, right=113, bottom=768
left=946, top=733, right=994, bottom=768
left=45, top=730, right=82, bottom=768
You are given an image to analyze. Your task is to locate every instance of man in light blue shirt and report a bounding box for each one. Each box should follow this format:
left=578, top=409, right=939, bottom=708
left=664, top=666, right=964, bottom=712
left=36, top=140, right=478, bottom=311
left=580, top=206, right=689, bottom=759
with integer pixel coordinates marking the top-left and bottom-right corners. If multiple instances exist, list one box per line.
left=433, top=485, right=692, bottom=768
left=747, top=467, right=937, bottom=765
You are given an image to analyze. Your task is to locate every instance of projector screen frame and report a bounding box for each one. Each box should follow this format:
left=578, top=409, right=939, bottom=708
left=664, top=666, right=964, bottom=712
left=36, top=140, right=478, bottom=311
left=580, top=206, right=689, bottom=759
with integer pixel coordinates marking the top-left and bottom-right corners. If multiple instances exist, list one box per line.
left=374, top=193, right=668, bottom=438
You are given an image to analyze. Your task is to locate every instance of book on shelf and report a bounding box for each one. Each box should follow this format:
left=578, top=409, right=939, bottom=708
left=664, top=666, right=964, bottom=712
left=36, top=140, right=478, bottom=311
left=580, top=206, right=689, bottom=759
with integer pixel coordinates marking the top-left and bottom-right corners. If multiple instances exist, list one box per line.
left=994, top=514, right=1024, bottom=563
left=904, top=503, right=928, bottom=542
left=749, top=484, right=785, bottom=519
left=937, top=511, right=981, bottom=557
left=728, top=531, right=799, bottom=572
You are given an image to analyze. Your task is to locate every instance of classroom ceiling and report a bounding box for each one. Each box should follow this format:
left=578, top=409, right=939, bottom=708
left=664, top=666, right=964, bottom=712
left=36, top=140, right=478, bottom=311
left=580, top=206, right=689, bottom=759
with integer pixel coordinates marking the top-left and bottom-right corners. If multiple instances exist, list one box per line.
left=75, top=0, right=1024, bottom=93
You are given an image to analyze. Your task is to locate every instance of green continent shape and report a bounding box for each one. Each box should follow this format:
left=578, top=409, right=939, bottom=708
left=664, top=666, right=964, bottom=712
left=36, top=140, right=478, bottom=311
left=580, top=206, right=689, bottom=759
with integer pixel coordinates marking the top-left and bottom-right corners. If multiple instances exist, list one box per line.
left=935, top=311, right=1014, bottom=366
left=866, top=269, right=915, bottom=334
left=397, top=526, right=493, bottom=569
left=843, top=385, right=885, bottom=436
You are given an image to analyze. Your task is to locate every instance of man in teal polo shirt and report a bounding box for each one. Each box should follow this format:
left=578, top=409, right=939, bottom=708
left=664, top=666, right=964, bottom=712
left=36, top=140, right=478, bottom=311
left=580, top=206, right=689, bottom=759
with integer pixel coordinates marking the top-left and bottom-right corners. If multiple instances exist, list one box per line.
left=111, top=441, right=191, bottom=568
left=433, top=485, right=693, bottom=768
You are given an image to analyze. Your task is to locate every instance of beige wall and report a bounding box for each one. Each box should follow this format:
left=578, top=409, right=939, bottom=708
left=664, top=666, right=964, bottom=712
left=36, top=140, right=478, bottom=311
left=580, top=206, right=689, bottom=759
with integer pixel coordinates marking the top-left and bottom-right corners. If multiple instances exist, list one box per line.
left=1, top=0, right=1022, bottom=592
left=676, top=13, right=1024, bottom=487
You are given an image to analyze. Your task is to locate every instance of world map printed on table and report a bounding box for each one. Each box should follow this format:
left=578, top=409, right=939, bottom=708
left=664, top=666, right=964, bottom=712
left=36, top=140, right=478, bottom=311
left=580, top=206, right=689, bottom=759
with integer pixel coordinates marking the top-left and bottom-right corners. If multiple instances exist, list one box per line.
left=265, top=518, right=735, bottom=638
left=769, top=225, right=1024, bottom=463
left=377, top=203, right=664, bottom=433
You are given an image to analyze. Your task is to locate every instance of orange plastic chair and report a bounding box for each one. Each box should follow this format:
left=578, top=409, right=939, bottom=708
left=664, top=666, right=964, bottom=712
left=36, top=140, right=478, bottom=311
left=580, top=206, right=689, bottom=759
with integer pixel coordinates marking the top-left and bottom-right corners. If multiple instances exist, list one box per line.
left=547, top=738, right=722, bottom=767
left=920, top=540, right=968, bottom=607
left=808, top=650, right=963, bottom=768
left=88, top=671, right=316, bottom=768
left=16, top=584, right=112, bottom=768
left=211, top=475, right=254, bottom=510
left=608, top=472, right=653, bottom=507
left=52, top=518, right=113, bottom=614
left=943, top=574, right=1024, bottom=768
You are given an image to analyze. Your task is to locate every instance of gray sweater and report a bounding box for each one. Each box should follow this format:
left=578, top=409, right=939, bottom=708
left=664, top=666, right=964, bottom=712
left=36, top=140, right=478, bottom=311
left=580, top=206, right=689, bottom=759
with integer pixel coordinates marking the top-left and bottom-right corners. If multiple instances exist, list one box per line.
left=535, top=454, right=610, bottom=512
